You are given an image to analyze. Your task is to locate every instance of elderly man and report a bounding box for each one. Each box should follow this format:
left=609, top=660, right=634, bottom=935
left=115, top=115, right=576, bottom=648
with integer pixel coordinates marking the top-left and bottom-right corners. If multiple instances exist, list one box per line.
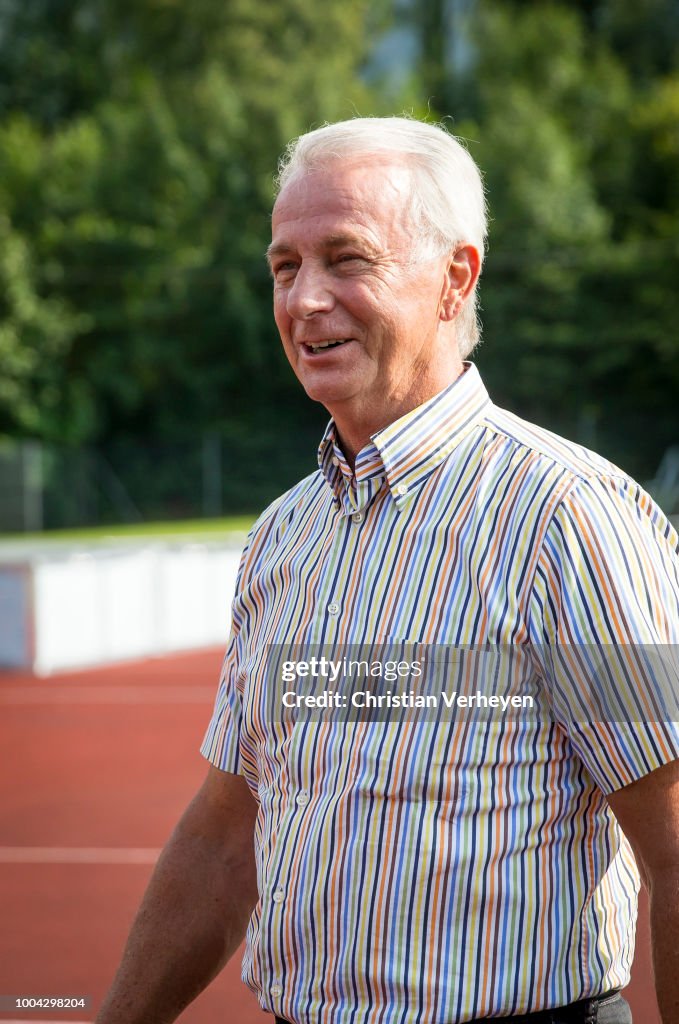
left=97, top=118, right=679, bottom=1024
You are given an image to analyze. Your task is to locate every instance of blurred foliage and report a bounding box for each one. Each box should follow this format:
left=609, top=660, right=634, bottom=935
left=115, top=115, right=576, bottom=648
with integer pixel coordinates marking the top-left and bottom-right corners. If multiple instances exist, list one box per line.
left=0, top=0, right=381, bottom=457
left=408, top=0, right=679, bottom=477
left=0, top=0, right=678, bottom=516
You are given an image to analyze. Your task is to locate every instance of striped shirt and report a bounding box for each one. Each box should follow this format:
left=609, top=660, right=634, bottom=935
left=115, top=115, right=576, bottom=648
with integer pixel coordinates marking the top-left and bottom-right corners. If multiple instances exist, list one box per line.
left=201, top=362, right=679, bottom=1024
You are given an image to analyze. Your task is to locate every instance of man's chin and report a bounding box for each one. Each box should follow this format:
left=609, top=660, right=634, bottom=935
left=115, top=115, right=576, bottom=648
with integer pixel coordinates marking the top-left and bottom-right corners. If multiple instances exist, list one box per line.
left=299, top=376, right=364, bottom=411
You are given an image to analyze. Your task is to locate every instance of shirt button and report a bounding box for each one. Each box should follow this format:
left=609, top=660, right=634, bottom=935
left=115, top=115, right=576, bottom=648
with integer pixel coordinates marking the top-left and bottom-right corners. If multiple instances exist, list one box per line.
left=270, top=983, right=283, bottom=997
left=351, top=511, right=364, bottom=524
left=296, top=790, right=310, bottom=805
left=331, top=456, right=340, bottom=467
left=272, top=887, right=285, bottom=904
left=396, top=484, right=408, bottom=496
left=327, top=602, right=340, bottom=615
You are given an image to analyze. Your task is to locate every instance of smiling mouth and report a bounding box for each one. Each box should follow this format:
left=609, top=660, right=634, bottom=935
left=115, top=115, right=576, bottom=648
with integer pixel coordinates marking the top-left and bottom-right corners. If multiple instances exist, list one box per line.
left=304, top=338, right=353, bottom=354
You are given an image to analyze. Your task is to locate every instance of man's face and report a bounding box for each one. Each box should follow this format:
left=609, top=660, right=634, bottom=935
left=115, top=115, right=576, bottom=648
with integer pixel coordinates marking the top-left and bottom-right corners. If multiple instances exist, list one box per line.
left=269, top=157, right=464, bottom=439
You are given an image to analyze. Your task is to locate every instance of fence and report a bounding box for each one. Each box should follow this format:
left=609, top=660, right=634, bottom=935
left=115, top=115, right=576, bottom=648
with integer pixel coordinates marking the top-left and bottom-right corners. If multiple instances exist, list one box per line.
left=2, top=431, right=679, bottom=534
left=0, top=426, right=322, bottom=532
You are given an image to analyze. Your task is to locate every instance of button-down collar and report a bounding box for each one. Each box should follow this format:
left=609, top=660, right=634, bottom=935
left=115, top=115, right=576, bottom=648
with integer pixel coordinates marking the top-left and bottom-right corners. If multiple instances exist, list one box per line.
left=317, top=362, right=490, bottom=512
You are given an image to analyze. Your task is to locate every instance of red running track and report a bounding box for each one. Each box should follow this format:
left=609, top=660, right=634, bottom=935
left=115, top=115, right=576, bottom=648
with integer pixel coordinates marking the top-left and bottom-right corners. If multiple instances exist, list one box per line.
left=0, top=649, right=661, bottom=1024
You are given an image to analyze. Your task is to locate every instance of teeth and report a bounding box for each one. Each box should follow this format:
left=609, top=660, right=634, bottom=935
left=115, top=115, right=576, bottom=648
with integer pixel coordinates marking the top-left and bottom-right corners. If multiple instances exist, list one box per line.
left=309, top=339, right=348, bottom=353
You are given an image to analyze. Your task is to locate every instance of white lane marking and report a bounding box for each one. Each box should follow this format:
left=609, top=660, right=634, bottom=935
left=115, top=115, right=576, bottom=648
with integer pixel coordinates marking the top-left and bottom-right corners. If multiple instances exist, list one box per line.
left=0, top=847, right=161, bottom=864
left=0, top=686, right=215, bottom=704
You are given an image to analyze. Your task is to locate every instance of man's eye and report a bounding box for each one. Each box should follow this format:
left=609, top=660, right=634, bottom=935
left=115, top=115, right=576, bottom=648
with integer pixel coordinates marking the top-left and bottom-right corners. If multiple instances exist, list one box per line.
left=336, top=253, right=364, bottom=265
left=274, top=262, right=298, bottom=279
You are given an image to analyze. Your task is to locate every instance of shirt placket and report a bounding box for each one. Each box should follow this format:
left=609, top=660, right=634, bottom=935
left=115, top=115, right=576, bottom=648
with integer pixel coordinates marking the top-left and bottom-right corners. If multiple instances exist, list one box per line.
left=258, top=473, right=380, bottom=1014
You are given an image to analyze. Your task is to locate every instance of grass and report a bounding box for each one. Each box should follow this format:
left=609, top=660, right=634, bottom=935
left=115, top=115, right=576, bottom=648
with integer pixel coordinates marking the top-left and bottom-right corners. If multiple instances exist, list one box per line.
left=0, top=515, right=257, bottom=545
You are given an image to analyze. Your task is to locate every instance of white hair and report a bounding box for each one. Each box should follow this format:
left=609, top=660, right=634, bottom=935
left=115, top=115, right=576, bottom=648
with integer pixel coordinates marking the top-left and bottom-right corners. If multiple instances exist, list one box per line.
left=275, top=116, right=488, bottom=357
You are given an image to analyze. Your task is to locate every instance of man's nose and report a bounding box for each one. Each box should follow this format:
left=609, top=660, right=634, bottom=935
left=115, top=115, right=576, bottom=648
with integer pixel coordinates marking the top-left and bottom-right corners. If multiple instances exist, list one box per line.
left=285, top=263, right=335, bottom=319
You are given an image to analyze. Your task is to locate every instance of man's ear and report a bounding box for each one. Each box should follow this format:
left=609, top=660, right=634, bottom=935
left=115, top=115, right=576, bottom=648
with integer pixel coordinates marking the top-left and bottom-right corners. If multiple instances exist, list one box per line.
left=439, top=245, right=481, bottom=322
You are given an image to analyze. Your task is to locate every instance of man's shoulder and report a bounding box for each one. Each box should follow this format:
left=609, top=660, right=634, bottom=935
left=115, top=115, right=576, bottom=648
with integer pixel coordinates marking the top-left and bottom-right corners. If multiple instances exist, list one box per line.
left=480, top=403, right=679, bottom=547
left=482, top=402, right=629, bottom=489
left=243, top=467, right=327, bottom=553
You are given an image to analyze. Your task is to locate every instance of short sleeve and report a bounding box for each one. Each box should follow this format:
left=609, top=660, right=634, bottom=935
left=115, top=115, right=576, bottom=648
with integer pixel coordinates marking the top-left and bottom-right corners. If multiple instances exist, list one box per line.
left=199, top=492, right=291, bottom=779
left=200, top=623, right=247, bottom=775
left=528, top=473, right=679, bottom=793
left=200, top=531, right=255, bottom=776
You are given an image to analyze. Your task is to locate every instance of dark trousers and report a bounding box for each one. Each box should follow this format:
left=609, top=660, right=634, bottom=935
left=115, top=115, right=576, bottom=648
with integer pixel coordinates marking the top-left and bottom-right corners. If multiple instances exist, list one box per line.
left=274, top=990, right=632, bottom=1023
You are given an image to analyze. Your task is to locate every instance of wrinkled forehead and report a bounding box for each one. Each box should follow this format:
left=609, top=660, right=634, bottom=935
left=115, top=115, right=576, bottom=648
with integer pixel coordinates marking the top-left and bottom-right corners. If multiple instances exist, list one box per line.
left=271, top=155, right=418, bottom=236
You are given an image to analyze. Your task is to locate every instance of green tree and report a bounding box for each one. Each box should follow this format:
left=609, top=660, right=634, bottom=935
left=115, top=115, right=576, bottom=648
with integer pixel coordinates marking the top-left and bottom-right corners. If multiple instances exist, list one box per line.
left=406, top=0, right=679, bottom=478
left=0, top=0, right=386, bottom=461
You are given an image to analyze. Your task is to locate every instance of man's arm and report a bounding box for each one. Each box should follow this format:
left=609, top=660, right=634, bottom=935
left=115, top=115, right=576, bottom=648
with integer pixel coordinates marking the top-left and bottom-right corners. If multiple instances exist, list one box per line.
left=606, top=759, right=679, bottom=1024
left=96, top=765, right=259, bottom=1024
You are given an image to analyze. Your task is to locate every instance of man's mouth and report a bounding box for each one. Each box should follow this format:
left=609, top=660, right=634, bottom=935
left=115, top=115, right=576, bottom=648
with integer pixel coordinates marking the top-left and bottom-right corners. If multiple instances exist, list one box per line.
left=304, top=338, right=353, bottom=354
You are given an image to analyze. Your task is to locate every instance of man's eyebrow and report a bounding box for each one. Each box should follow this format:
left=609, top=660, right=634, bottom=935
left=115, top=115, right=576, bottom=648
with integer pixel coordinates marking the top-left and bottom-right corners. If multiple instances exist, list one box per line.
left=265, top=242, right=293, bottom=264
left=265, top=234, right=379, bottom=264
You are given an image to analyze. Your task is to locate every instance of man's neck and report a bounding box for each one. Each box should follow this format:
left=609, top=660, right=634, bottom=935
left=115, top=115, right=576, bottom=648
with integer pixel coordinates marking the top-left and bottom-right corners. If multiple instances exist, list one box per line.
left=330, top=367, right=466, bottom=471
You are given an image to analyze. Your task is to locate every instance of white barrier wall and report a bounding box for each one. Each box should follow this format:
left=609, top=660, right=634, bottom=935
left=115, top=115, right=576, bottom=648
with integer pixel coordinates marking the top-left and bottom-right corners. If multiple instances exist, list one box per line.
left=0, top=540, right=243, bottom=675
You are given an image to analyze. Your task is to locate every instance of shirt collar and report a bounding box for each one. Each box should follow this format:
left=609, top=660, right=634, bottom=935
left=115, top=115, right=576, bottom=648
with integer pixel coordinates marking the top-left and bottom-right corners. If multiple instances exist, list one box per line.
left=318, top=363, right=491, bottom=511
